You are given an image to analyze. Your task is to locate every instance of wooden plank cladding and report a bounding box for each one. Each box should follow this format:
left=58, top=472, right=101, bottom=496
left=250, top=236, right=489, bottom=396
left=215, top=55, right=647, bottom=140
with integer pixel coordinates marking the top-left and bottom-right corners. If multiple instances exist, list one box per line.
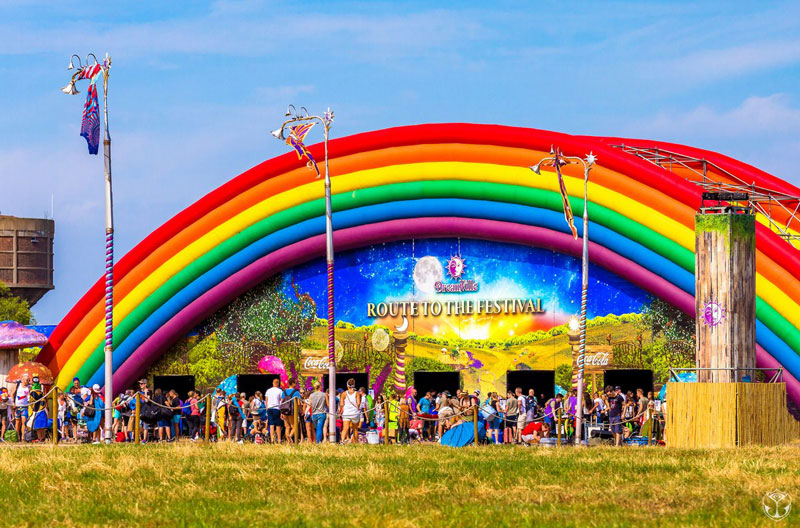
left=694, top=213, right=756, bottom=383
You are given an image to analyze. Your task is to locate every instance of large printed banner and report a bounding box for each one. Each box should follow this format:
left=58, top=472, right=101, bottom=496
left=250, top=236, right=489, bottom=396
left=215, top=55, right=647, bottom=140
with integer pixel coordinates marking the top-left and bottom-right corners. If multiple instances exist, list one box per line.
left=278, top=238, right=648, bottom=394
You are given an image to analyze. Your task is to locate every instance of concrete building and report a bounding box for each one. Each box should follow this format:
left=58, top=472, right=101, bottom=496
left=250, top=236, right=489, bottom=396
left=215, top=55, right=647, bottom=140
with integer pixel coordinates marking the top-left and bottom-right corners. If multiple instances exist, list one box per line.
left=0, top=215, right=54, bottom=306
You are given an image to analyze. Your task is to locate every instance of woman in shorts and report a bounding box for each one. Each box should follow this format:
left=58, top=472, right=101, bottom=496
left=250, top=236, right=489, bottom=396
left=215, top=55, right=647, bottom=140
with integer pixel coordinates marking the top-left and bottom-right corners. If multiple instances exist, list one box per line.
left=339, top=378, right=362, bottom=444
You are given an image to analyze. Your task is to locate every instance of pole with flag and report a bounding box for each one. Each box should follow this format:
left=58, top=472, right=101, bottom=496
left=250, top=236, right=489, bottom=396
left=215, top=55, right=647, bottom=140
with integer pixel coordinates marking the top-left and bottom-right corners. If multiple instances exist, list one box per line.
left=530, top=149, right=595, bottom=445
left=272, top=106, right=336, bottom=441
left=61, top=53, right=115, bottom=443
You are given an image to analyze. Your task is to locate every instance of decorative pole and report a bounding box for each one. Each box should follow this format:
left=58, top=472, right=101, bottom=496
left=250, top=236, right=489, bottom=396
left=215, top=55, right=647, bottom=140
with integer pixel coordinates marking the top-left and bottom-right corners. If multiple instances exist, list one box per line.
left=531, top=150, right=595, bottom=445
left=272, top=106, right=336, bottom=441
left=61, top=53, right=115, bottom=444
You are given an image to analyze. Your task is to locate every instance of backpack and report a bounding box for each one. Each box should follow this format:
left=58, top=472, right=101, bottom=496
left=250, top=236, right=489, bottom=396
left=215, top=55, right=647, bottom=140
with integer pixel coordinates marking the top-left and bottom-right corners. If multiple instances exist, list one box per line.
left=279, top=389, right=299, bottom=416
left=143, top=402, right=160, bottom=422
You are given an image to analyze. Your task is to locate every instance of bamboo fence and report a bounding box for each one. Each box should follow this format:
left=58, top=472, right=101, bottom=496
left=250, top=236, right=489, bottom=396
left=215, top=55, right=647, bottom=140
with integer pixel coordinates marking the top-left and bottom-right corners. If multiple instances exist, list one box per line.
left=666, top=382, right=799, bottom=447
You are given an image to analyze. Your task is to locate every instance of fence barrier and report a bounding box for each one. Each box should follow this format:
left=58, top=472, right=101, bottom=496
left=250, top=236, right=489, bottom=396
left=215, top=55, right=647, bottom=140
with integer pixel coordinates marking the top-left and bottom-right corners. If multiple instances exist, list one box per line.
left=666, top=382, right=798, bottom=447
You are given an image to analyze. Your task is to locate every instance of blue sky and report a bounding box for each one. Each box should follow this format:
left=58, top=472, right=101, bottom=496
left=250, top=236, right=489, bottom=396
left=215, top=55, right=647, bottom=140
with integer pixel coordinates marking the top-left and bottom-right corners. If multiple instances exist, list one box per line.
left=2, top=0, right=799, bottom=324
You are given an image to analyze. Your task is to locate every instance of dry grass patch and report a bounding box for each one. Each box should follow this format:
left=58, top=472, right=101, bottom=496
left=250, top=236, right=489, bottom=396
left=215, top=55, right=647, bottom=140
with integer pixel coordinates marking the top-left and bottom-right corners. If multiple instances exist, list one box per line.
left=0, top=443, right=798, bottom=527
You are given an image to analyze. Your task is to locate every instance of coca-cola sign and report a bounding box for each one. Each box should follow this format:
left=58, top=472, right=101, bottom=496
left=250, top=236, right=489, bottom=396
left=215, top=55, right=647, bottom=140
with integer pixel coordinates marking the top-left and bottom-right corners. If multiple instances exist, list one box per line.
left=303, top=356, right=330, bottom=371
left=585, top=352, right=611, bottom=366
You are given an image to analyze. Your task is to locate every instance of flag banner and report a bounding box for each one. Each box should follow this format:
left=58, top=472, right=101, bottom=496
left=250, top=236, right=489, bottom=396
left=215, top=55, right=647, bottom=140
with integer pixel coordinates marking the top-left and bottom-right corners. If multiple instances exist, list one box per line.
left=286, top=122, right=320, bottom=177
left=78, top=64, right=102, bottom=155
left=553, top=150, right=578, bottom=239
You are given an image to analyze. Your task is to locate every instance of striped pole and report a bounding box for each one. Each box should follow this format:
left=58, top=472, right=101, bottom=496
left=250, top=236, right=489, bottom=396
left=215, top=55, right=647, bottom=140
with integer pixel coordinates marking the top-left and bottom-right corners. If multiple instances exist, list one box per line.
left=101, top=57, right=115, bottom=445
left=323, top=124, right=337, bottom=444
left=575, top=155, right=594, bottom=446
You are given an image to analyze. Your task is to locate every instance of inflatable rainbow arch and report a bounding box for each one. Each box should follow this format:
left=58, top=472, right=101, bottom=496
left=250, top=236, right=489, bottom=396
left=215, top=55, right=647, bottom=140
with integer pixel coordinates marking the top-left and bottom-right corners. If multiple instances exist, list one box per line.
left=36, top=124, right=800, bottom=406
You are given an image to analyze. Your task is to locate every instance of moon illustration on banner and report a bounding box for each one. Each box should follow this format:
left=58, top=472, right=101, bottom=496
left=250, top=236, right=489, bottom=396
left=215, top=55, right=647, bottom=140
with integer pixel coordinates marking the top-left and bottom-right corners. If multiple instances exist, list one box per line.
left=395, top=316, right=409, bottom=332
left=413, top=255, right=444, bottom=294
left=372, top=328, right=389, bottom=351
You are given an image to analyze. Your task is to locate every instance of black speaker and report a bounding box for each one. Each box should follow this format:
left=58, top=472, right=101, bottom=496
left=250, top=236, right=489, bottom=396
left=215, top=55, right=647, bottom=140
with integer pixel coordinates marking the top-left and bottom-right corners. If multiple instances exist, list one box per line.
left=506, top=370, right=555, bottom=400
left=413, top=371, right=460, bottom=396
left=335, top=372, right=369, bottom=391
left=153, top=375, right=195, bottom=400
left=237, top=374, right=280, bottom=396
left=602, top=369, right=654, bottom=395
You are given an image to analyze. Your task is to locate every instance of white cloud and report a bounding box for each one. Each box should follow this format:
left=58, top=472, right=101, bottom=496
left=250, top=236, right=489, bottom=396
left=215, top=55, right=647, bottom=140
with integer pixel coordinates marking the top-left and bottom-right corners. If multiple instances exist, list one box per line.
left=637, top=94, right=800, bottom=139
left=0, top=8, right=485, bottom=63
left=653, top=41, right=800, bottom=85
left=623, top=94, right=800, bottom=186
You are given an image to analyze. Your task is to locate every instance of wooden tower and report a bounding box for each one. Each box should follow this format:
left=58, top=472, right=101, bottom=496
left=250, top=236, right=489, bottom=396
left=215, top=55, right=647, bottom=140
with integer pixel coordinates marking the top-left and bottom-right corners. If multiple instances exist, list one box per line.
left=695, top=197, right=756, bottom=383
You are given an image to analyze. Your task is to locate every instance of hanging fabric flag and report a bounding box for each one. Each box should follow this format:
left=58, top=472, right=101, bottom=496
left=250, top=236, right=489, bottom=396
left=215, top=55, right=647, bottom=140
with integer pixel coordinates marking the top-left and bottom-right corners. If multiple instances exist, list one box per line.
left=286, top=122, right=320, bottom=177
left=552, top=148, right=578, bottom=239
left=77, top=64, right=102, bottom=155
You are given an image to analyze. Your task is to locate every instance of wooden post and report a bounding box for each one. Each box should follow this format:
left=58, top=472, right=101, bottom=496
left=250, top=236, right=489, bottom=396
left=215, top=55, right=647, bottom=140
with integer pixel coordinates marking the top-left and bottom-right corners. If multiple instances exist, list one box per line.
left=695, top=212, right=756, bottom=382
left=384, top=400, right=390, bottom=446
left=204, top=395, right=211, bottom=443
left=52, top=387, right=58, bottom=446
left=134, top=393, right=141, bottom=443
left=293, top=397, right=299, bottom=444
left=473, top=405, right=478, bottom=447
left=557, top=408, right=562, bottom=446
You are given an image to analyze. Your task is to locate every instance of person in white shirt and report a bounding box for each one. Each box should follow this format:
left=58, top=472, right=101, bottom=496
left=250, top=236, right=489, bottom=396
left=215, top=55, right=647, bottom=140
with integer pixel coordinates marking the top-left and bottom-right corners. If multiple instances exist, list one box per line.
left=13, top=374, right=31, bottom=442
left=265, top=378, right=285, bottom=443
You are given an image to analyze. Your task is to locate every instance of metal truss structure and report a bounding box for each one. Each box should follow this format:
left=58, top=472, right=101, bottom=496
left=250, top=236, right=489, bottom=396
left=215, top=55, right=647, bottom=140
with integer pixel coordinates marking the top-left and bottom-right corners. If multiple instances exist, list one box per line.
left=611, top=144, right=800, bottom=249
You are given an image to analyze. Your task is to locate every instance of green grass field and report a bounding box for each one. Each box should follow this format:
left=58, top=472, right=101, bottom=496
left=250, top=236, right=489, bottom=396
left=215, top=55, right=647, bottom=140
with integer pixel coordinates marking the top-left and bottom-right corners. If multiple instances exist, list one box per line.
left=2, top=443, right=798, bottom=527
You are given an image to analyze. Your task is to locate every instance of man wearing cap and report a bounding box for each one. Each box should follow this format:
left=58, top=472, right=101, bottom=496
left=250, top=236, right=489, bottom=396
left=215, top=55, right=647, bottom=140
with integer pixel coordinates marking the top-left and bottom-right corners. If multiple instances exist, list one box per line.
left=137, top=379, right=154, bottom=443
left=606, top=385, right=625, bottom=446
left=85, top=384, right=105, bottom=444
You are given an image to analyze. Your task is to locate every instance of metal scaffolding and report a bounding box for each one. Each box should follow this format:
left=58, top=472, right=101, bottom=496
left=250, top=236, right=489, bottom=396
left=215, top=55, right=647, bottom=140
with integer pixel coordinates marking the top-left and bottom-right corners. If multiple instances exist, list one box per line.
left=610, top=144, right=800, bottom=249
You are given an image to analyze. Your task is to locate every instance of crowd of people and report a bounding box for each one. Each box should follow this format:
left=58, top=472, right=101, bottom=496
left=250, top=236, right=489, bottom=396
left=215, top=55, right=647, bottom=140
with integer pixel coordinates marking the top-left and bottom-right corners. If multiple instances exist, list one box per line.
left=202, top=379, right=663, bottom=446
left=0, top=372, right=663, bottom=446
